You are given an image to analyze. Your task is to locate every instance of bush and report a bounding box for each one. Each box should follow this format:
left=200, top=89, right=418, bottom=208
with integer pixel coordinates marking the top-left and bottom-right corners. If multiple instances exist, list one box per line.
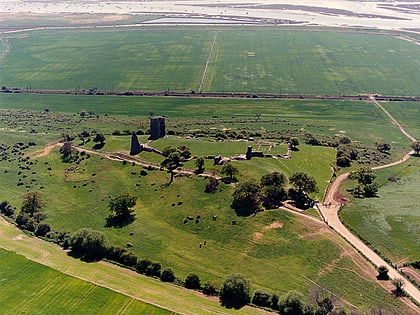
left=203, top=281, right=218, bottom=296
left=252, top=290, right=272, bottom=308
left=146, top=262, right=161, bottom=277
left=185, top=273, right=201, bottom=289
left=0, top=200, right=15, bottom=217
left=121, top=251, right=138, bottom=267
left=278, top=290, right=304, bottom=315
left=69, top=228, right=108, bottom=261
left=35, top=223, right=51, bottom=237
left=219, top=274, right=252, bottom=309
left=160, top=268, right=176, bottom=282
left=136, top=258, right=152, bottom=274
left=377, top=265, right=389, bottom=280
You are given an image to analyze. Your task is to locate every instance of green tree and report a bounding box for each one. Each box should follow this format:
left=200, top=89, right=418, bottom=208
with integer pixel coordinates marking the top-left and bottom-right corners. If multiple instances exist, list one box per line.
left=161, top=151, right=181, bottom=184
left=260, top=172, right=288, bottom=207
left=69, top=228, right=107, bottom=261
left=160, top=268, right=176, bottom=282
left=252, top=290, right=272, bottom=308
left=411, top=140, right=420, bottom=155
left=219, top=274, right=252, bottom=309
left=203, top=281, right=218, bottom=296
left=231, top=181, right=261, bottom=216
left=0, top=200, right=15, bottom=217
left=185, top=273, right=201, bottom=289
left=290, top=137, right=299, bottom=149
left=93, top=133, right=106, bottom=147
left=391, top=278, right=405, bottom=296
left=377, top=265, right=389, bottom=280
left=106, top=193, right=137, bottom=227
left=349, top=167, right=378, bottom=198
left=35, top=223, right=51, bottom=237
left=195, top=156, right=205, bottom=172
left=221, top=163, right=239, bottom=182
left=21, top=191, right=45, bottom=217
left=278, top=290, right=304, bottom=315
left=290, top=172, right=318, bottom=195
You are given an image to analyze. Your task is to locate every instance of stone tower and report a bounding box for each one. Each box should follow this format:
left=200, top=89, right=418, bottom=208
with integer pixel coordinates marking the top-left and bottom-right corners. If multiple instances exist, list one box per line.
left=130, top=132, right=142, bottom=155
left=149, top=116, right=166, bottom=140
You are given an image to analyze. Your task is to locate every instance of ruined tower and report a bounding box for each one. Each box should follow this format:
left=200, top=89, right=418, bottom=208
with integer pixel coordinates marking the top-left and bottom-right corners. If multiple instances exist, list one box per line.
left=149, top=116, right=166, bottom=140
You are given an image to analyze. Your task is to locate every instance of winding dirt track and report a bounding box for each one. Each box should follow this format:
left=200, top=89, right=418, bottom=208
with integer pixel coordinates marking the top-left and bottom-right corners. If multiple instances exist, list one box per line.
left=317, top=96, right=420, bottom=305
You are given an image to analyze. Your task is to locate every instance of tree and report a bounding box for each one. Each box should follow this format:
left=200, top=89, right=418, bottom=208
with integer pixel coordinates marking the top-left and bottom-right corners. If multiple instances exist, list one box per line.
left=59, top=141, right=74, bottom=159
left=411, top=140, right=420, bottom=155
left=136, top=258, right=152, bottom=274
left=289, top=137, right=299, bottom=150
left=21, top=191, right=45, bottom=222
left=221, top=163, right=239, bottom=182
left=93, top=133, right=106, bottom=147
left=203, top=281, right=218, bottom=296
left=231, top=181, right=261, bottom=216
left=0, top=200, right=15, bottom=217
left=185, top=273, right=201, bottom=289
left=290, top=172, right=318, bottom=195
left=252, top=290, right=272, bottom=308
left=205, top=177, right=219, bottom=193
left=349, top=167, right=378, bottom=198
left=195, top=157, right=205, bottom=172
left=219, top=274, right=252, bottom=309
left=160, top=268, right=176, bottom=282
left=106, top=193, right=137, bottom=227
left=35, top=223, right=51, bottom=237
left=69, top=228, right=108, bottom=261
left=376, top=143, right=391, bottom=153
left=377, top=265, right=389, bottom=280
left=278, top=290, right=304, bottom=315
left=161, top=151, right=181, bottom=184
left=260, top=172, right=288, bottom=207
left=391, top=278, right=405, bottom=296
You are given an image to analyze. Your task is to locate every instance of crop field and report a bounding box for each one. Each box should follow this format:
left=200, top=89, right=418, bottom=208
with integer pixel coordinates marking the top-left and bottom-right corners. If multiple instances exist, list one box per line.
left=1, top=27, right=420, bottom=95
left=381, top=101, right=420, bottom=140
left=340, top=158, right=420, bottom=263
left=0, top=249, right=171, bottom=315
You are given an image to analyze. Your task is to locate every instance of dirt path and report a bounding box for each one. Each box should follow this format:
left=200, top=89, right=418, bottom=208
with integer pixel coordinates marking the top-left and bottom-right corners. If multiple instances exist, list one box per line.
left=317, top=96, right=420, bottom=306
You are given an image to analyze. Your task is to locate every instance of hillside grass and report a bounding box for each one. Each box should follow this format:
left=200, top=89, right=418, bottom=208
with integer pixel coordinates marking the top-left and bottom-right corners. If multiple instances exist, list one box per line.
left=340, top=158, right=420, bottom=263
left=1, top=27, right=419, bottom=95
left=0, top=249, right=172, bottom=315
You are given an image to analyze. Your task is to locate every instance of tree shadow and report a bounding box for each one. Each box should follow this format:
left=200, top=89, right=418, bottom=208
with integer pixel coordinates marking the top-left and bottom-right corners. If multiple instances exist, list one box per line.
left=67, top=250, right=102, bottom=262
left=105, top=214, right=135, bottom=228
left=93, top=143, right=105, bottom=150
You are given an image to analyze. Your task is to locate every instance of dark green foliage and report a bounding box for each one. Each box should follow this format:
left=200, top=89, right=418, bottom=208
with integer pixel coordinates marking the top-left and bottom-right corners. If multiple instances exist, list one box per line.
left=260, top=172, right=288, bottom=207
left=338, top=136, right=351, bottom=145
left=121, top=251, right=138, bottom=267
left=278, top=290, right=304, bottom=315
left=69, top=228, right=108, bottom=261
left=349, top=167, right=378, bottom=198
left=391, top=278, right=405, bottom=296
left=21, top=191, right=45, bottom=219
left=160, top=268, right=176, bottom=282
left=376, top=143, right=391, bottom=153
left=0, top=200, right=15, bottom=217
left=93, top=132, right=105, bottom=149
left=59, top=142, right=76, bottom=161
left=270, top=294, right=279, bottom=310
left=252, top=290, right=272, bottom=308
left=195, top=156, right=205, bottom=172
left=411, top=140, right=420, bottom=155
left=106, top=192, right=136, bottom=227
left=219, top=273, right=252, bottom=309
left=203, top=280, right=218, bottom=296
left=185, top=273, right=201, bottom=290
left=336, top=145, right=358, bottom=167
left=221, top=163, right=239, bottom=181
left=15, top=212, right=36, bottom=232
left=290, top=172, right=318, bottom=194
left=136, top=258, right=152, bottom=274
left=34, top=223, right=51, bottom=237
left=204, top=177, right=219, bottom=193
left=377, top=265, right=389, bottom=280
left=231, top=181, right=261, bottom=216
left=147, top=262, right=162, bottom=277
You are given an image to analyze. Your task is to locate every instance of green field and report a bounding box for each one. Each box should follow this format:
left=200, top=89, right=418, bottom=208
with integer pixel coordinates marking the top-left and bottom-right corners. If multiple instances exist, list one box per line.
left=1, top=27, right=419, bottom=95
left=0, top=249, right=172, bottom=315
left=381, top=101, right=420, bottom=141
left=340, top=158, right=420, bottom=263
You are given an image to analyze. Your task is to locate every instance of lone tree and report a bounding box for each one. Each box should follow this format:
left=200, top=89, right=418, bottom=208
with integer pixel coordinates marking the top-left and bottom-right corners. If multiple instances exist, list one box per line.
left=20, top=191, right=46, bottom=222
left=221, top=163, right=239, bottom=182
left=93, top=133, right=106, bottom=148
left=161, top=151, right=181, bottom=184
left=195, top=156, right=205, bottom=172
left=411, top=140, right=420, bottom=155
left=231, top=181, right=261, bottom=216
left=377, top=265, right=389, bottom=280
left=391, top=278, right=405, bottom=297
left=289, top=172, right=318, bottom=208
left=106, top=193, right=137, bottom=227
left=219, top=273, right=252, bottom=309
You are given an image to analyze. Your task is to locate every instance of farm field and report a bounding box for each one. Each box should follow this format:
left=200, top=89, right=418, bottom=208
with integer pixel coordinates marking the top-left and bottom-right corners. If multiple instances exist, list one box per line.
left=381, top=102, right=420, bottom=141
left=0, top=249, right=172, bottom=315
left=340, top=158, right=420, bottom=263
left=1, top=27, right=420, bottom=95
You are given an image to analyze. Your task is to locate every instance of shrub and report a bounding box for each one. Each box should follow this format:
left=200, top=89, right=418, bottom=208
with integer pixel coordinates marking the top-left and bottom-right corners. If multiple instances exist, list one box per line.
left=252, top=290, right=272, bottom=308
left=0, top=200, right=15, bottom=217
left=136, top=258, right=152, bottom=274
left=160, top=268, right=176, bottom=282
left=146, top=262, right=161, bottom=277
left=34, top=223, right=51, bottom=237
left=69, top=228, right=108, bottom=261
left=121, top=251, right=138, bottom=267
left=185, top=273, right=201, bottom=289
left=203, top=281, right=218, bottom=296
left=278, top=290, right=304, bottom=315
